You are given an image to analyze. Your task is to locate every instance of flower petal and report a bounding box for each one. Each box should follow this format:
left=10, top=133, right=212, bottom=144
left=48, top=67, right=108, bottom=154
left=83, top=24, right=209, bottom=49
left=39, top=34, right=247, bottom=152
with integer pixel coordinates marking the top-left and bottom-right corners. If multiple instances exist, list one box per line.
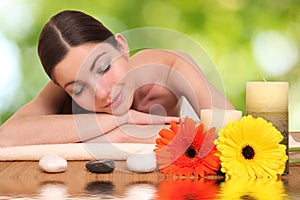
left=215, top=115, right=287, bottom=178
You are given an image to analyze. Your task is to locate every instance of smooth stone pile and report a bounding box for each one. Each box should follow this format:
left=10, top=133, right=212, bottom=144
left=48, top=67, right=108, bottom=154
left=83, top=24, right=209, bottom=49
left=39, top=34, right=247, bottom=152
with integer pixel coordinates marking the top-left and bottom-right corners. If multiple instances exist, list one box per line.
left=126, top=152, right=157, bottom=173
left=39, top=154, right=68, bottom=173
left=85, top=159, right=115, bottom=173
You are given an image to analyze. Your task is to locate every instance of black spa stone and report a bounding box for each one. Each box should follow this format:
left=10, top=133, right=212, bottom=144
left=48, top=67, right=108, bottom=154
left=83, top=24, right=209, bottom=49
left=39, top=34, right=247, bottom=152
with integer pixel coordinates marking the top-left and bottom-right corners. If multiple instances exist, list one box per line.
left=85, top=160, right=115, bottom=173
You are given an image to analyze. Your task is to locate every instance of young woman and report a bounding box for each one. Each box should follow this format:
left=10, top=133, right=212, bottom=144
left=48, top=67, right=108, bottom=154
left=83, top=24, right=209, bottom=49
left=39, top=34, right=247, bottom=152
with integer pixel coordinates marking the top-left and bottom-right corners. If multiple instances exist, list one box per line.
left=0, top=10, right=233, bottom=147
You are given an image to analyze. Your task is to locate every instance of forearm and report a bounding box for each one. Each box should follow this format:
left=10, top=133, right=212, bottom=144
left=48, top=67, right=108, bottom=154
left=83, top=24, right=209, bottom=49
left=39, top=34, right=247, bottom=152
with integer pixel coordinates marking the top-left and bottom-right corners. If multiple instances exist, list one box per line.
left=85, top=124, right=168, bottom=144
left=0, top=113, right=126, bottom=147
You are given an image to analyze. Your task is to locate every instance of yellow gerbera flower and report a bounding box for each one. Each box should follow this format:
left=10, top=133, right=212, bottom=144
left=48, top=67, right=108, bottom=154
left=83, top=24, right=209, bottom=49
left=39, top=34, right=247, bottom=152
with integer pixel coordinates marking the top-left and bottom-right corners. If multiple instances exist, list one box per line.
left=215, top=115, right=288, bottom=178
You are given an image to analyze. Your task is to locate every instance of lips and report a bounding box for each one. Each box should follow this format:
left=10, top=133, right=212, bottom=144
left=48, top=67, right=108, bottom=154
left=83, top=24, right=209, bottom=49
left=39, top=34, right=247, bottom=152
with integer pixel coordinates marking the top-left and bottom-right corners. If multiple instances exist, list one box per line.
left=105, top=91, right=122, bottom=108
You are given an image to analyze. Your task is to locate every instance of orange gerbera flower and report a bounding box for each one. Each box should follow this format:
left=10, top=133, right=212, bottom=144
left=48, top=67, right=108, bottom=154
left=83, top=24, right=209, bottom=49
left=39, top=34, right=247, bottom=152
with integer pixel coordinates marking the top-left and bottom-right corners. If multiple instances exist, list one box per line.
left=154, top=117, right=220, bottom=177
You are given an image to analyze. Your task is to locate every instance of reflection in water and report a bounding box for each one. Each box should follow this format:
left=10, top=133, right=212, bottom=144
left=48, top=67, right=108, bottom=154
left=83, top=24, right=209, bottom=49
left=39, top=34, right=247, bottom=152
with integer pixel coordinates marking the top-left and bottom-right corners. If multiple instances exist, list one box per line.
left=0, top=176, right=295, bottom=199
left=38, top=181, right=68, bottom=199
left=84, top=181, right=117, bottom=199
left=85, top=181, right=157, bottom=199
left=30, top=178, right=291, bottom=199
left=85, top=181, right=115, bottom=195
left=218, top=178, right=288, bottom=200
left=124, top=182, right=157, bottom=200
left=155, top=179, right=220, bottom=200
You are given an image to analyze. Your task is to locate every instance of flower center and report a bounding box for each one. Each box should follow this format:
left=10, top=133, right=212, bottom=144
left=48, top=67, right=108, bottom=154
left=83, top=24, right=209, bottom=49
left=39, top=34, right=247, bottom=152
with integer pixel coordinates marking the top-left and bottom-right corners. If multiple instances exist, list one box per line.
left=242, top=145, right=255, bottom=160
left=183, top=194, right=198, bottom=200
left=240, top=194, right=257, bottom=200
left=186, top=147, right=197, bottom=158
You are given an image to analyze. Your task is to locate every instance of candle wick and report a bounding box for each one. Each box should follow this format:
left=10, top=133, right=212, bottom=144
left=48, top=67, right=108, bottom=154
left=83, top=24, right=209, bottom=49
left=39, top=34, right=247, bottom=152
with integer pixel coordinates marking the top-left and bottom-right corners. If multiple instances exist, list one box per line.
left=263, top=77, right=268, bottom=82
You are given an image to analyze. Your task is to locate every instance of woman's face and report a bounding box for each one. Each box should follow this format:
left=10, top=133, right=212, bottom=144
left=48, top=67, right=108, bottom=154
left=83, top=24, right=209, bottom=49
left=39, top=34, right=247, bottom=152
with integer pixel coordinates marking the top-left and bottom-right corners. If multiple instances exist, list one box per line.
left=53, top=39, right=135, bottom=115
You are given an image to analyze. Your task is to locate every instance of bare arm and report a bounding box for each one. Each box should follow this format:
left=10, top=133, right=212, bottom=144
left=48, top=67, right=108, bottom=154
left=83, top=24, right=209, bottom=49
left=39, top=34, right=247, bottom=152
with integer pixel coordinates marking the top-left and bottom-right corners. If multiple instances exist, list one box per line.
left=0, top=110, right=174, bottom=147
left=0, top=81, right=178, bottom=147
left=0, top=81, right=123, bottom=147
left=85, top=124, right=169, bottom=143
left=0, top=113, right=129, bottom=147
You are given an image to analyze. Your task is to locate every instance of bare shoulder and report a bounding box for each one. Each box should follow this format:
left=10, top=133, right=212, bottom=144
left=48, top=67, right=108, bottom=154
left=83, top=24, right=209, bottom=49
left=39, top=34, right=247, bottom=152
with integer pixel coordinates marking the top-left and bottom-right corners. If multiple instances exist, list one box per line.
left=34, top=81, right=67, bottom=103
left=129, top=49, right=197, bottom=69
left=11, top=81, right=68, bottom=118
left=129, top=49, right=179, bottom=68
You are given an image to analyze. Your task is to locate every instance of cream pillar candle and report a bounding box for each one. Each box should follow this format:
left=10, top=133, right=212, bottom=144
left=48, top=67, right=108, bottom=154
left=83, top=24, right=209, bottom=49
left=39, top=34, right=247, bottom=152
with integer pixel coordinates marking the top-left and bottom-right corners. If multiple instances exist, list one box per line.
left=200, top=109, right=242, bottom=133
left=246, top=81, right=289, bottom=174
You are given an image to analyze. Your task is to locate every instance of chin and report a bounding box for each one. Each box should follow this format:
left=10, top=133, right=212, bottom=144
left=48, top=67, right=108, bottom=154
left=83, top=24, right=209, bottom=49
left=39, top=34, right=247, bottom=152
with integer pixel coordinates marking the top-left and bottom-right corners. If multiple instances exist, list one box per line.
left=111, top=105, right=129, bottom=115
left=92, top=105, right=127, bottom=115
left=94, top=95, right=134, bottom=115
left=112, top=98, right=133, bottom=116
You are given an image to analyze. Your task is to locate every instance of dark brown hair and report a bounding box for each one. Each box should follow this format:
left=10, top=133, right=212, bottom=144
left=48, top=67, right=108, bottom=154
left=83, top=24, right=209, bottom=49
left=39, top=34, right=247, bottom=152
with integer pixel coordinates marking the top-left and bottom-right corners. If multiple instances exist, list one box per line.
left=38, top=10, right=117, bottom=79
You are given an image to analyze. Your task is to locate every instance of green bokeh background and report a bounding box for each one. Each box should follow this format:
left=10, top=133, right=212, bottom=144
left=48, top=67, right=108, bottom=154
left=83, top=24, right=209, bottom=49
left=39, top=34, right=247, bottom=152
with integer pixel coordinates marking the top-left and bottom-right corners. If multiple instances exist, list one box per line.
left=0, top=0, right=299, bottom=130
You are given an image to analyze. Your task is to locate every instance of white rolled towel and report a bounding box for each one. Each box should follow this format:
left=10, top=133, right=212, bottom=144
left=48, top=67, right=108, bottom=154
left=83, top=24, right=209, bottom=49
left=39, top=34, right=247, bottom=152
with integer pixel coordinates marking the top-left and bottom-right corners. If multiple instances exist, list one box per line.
left=0, top=143, right=155, bottom=161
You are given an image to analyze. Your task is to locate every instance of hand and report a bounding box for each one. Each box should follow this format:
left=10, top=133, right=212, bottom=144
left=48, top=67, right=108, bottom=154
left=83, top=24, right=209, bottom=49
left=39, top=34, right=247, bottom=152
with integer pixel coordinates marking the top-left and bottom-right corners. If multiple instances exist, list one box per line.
left=86, top=124, right=165, bottom=143
left=125, top=109, right=180, bottom=125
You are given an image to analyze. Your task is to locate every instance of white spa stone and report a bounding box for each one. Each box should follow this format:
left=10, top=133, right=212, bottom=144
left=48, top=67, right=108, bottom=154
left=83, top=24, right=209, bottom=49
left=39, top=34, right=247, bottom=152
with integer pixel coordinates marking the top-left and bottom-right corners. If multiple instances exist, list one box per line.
left=39, top=154, right=68, bottom=173
left=126, top=152, right=157, bottom=173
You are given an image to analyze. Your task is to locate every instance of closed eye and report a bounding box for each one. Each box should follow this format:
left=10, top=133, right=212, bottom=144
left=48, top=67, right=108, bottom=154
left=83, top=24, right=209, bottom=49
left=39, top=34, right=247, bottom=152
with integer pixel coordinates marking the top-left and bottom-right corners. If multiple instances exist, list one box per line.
left=72, top=84, right=86, bottom=96
left=103, top=65, right=111, bottom=73
left=96, top=59, right=111, bottom=74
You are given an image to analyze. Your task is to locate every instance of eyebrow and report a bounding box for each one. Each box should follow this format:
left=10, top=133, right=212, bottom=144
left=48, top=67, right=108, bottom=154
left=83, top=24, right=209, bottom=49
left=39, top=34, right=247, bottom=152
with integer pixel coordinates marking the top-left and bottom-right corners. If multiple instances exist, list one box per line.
left=64, top=80, right=80, bottom=89
left=63, top=52, right=107, bottom=89
left=89, top=52, right=107, bottom=72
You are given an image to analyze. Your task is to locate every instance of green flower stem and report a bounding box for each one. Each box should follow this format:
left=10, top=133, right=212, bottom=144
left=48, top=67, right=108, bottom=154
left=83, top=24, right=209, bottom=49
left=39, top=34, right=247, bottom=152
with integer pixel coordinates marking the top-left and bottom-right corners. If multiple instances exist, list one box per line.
left=289, top=159, right=300, bottom=164
left=289, top=147, right=300, bottom=152
left=289, top=148, right=300, bottom=163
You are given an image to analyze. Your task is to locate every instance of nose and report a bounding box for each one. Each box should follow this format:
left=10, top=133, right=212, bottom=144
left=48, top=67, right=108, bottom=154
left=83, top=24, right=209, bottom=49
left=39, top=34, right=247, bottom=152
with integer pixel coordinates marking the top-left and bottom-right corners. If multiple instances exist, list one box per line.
left=94, top=79, right=111, bottom=102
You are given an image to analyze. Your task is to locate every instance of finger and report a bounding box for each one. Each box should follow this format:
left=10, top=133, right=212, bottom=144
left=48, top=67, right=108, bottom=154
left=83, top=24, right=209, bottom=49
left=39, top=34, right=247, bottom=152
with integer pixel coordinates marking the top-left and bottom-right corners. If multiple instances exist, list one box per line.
left=164, top=116, right=180, bottom=123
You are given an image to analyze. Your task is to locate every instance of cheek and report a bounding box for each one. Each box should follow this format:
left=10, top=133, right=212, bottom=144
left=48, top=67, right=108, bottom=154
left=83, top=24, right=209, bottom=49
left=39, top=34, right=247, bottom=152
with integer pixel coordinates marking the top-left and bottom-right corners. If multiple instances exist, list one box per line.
left=72, top=95, right=94, bottom=112
left=113, top=60, right=132, bottom=84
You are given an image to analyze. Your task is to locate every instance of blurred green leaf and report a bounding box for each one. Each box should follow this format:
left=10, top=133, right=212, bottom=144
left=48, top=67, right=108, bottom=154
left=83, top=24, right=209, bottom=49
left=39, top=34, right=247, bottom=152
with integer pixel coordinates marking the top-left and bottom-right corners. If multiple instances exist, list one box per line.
left=0, top=0, right=299, bottom=130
